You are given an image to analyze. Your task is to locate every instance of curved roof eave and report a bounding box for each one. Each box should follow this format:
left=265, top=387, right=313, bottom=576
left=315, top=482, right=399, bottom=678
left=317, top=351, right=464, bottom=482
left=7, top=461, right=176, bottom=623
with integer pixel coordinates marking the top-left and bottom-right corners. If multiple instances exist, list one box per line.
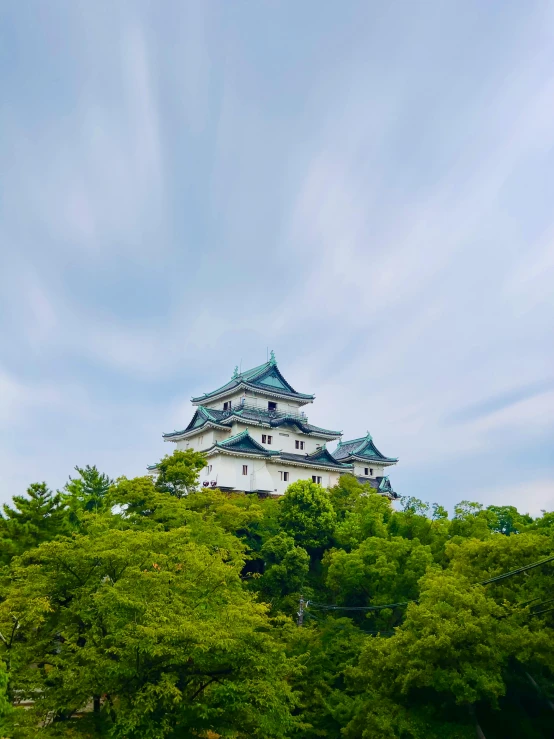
left=191, top=382, right=314, bottom=405
left=344, top=454, right=398, bottom=465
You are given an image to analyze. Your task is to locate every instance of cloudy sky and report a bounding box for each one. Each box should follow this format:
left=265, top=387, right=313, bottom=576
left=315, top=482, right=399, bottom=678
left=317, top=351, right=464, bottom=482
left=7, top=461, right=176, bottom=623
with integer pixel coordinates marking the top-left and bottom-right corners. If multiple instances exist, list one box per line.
left=1, top=0, right=553, bottom=514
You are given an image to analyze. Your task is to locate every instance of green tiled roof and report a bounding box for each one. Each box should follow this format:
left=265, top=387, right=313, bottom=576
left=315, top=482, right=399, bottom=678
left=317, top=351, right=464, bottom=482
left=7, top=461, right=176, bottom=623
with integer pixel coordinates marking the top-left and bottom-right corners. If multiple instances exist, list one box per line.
left=346, top=473, right=398, bottom=498
left=191, top=356, right=315, bottom=403
left=378, top=476, right=393, bottom=492
left=214, top=429, right=280, bottom=456
left=163, top=406, right=340, bottom=440
left=306, top=445, right=350, bottom=467
left=279, top=446, right=353, bottom=470
left=334, top=432, right=398, bottom=463
left=163, top=406, right=229, bottom=439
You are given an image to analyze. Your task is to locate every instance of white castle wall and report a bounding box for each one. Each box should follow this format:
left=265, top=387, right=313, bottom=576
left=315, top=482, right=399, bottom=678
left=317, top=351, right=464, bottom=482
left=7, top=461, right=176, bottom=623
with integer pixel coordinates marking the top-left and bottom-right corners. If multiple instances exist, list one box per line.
left=199, top=454, right=342, bottom=495
left=171, top=426, right=387, bottom=494
left=352, top=462, right=385, bottom=478
left=202, top=388, right=309, bottom=414
left=226, top=422, right=324, bottom=455
left=174, top=421, right=328, bottom=456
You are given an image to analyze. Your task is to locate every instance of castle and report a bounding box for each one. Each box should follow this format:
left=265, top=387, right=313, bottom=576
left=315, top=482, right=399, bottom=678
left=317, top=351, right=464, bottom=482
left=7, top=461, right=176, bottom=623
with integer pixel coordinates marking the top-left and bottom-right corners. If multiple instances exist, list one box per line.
left=158, top=353, right=398, bottom=498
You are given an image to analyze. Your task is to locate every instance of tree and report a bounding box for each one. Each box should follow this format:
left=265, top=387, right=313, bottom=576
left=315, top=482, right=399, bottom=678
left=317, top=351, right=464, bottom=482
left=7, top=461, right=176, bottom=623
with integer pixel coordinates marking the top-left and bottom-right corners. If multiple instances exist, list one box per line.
left=2, top=458, right=553, bottom=738
left=333, top=493, right=391, bottom=549
left=286, top=617, right=366, bottom=739
left=63, top=464, right=113, bottom=520
left=449, top=500, right=494, bottom=540
left=0, top=522, right=294, bottom=738
left=325, top=536, right=434, bottom=616
left=108, top=474, right=190, bottom=527
left=400, top=496, right=431, bottom=515
left=154, top=449, right=207, bottom=498
left=0, top=660, right=9, bottom=718
left=107, top=475, right=259, bottom=555
left=344, top=570, right=554, bottom=739
left=0, top=482, right=67, bottom=564
left=445, top=531, right=554, bottom=609
left=432, top=503, right=448, bottom=520
left=278, top=480, right=337, bottom=552
left=486, top=505, right=533, bottom=535
left=328, top=475, right=368, bottom=519
left=255, top=532, right=310, bottom=605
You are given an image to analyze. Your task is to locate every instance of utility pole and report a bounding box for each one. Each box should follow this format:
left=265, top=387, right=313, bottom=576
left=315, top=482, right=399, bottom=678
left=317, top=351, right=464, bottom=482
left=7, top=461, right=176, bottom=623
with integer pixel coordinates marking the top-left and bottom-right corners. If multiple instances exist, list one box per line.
left=297, top=596, right=305, bottom=627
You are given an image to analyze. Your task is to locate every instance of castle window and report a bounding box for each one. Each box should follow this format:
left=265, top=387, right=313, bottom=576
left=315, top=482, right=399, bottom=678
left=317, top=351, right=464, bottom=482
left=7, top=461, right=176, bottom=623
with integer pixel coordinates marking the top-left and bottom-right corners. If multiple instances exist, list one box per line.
left=370, top=468, right=374, bottom=476
left=312, top=475, right=322, bottom=484
left=262, top=434, right=273, bottom=444
left=208, top=465, right=212, bottom=473
left=280, top=471, right=289, bottom=481
left=364, top=468, right=369, bottom=476
left=268, top=401, right=277, bottom=411
left=295, top=440, right=305, bottom=450
left=223, top=401, right=231, bottom=411
left=242, top=465, right=248, bottom=476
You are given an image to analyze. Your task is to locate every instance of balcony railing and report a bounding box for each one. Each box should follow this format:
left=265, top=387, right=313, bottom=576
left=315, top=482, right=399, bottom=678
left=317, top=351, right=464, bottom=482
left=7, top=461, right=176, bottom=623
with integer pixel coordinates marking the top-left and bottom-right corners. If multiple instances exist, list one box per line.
left=221, top=401, right=308, bottom=423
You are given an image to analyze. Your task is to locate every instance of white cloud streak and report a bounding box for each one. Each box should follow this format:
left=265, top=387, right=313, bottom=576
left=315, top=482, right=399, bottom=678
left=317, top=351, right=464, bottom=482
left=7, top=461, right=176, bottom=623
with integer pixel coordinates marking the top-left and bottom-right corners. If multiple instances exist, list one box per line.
left=0, top=0, right=552, bottom=511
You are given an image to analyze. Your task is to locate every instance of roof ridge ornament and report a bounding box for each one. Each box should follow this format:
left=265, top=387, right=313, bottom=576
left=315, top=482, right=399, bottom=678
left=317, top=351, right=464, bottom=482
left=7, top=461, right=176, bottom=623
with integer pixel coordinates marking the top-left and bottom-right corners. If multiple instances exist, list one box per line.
left=366, top=430, right=372, bottom=440
left=232, top=366, right=239, bottom=379
left=269, top=349, right=276, bottom=365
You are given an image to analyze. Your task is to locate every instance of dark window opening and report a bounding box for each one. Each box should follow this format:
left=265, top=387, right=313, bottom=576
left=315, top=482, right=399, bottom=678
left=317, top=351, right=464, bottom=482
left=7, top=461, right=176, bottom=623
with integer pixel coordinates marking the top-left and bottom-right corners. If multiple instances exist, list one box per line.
left=242, top=465, right=248, bottom=476
left=268, top=401, right=277, bottom=411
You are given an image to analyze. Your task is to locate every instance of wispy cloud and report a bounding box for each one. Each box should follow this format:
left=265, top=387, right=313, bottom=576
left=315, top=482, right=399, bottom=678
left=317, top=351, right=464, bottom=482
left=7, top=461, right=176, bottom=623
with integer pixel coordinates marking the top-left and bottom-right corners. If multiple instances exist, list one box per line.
left=445, top=380, right=554, bottom=424
left=0, top=0, right=552, bottom=511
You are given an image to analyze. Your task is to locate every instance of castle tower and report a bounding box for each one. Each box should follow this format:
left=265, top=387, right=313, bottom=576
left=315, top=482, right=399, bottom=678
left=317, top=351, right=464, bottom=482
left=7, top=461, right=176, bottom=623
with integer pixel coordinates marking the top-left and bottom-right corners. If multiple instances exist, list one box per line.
left=156, top=353, right=398, bottom=497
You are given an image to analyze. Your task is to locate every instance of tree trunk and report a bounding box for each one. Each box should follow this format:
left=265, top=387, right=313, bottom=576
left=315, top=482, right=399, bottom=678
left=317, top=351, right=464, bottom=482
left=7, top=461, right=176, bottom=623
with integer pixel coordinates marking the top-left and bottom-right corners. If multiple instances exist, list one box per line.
left=468, top=704, right=487, bottom=739
left=525, top=671, right=554, bottom=712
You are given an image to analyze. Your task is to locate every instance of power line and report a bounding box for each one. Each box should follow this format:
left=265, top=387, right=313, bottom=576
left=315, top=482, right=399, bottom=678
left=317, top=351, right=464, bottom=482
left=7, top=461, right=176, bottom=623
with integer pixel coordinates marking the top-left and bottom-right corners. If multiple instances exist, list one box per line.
left=308, top=600, right=411, bottom=612
left=480, top=555, right=554, bottom=585
left=532, top=607, right=554, bottom=617
left=304, top=609, right=393, bottom=635
left=304, top=554, right=554, bottom=616
left=530, top=597, right=554, bottom=611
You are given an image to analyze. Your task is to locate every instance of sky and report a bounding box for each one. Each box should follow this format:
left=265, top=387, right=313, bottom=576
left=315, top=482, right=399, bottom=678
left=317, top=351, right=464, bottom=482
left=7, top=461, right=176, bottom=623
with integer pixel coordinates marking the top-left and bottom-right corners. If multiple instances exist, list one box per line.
left=1, top=0, right=553, bottom=515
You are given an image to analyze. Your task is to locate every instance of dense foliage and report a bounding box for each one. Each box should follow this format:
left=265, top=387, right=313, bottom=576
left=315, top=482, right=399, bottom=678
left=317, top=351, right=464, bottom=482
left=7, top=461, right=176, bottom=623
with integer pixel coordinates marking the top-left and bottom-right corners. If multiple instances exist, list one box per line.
left=0, top=453, right=553, bottom=738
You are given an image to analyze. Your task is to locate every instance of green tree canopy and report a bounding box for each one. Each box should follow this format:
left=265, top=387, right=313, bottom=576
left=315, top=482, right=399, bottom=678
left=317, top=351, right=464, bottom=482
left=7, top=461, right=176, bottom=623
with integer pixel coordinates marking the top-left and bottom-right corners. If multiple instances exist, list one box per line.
left=345, top=570, right=554, bottom=739
left=1, top=458, right=553, bottom=739
left=278, top=480, right=336, bottom=551
left=0, top=482, right=66, bottom=564
left=153, top=448, right=207, bottom=498
left=0, top=521, right=294, bottom=738
left=63, top=464, right=113, bottom=520
left=254, top=532, right=310, bottom=606
left=486, top=505, right=534, bottom=535
left=325, top=536, right=434, bottom=610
